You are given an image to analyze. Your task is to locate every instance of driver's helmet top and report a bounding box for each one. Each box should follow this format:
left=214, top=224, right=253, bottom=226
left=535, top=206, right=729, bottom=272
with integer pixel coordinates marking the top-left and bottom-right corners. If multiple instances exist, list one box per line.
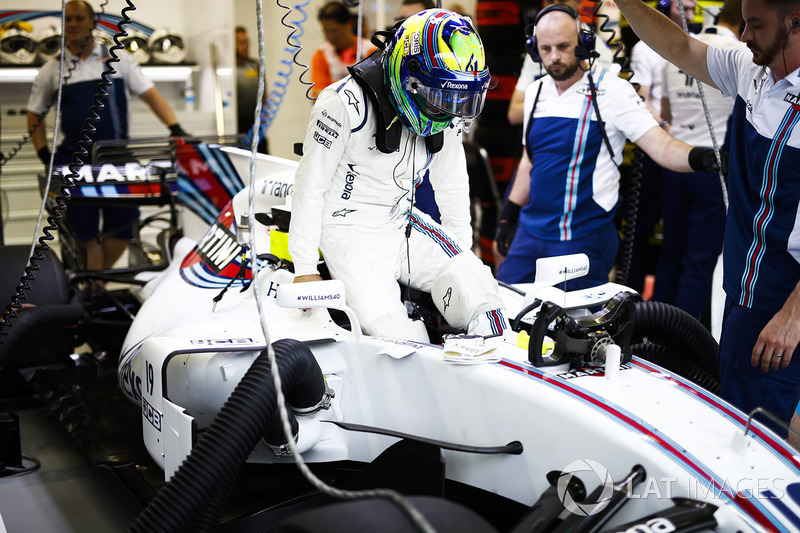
left=384, top=9, right=490, bottom=137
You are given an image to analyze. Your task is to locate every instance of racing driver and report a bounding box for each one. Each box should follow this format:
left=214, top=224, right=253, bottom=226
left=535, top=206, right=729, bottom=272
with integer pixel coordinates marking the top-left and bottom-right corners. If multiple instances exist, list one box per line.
left=288, top=9, right=508, bottom=341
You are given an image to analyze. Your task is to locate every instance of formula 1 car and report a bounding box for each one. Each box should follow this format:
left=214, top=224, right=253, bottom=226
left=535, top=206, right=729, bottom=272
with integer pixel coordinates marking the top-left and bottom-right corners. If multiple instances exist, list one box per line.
left=107, top=145, right=800, bottom=532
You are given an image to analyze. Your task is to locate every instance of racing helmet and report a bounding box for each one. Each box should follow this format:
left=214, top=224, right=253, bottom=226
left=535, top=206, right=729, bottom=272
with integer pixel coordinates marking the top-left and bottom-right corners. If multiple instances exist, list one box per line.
left=0, top=21, right=37, bottom=64
left=383, top=9, right=490, bottom=137
left=37, top=25, right=62, bottom=63
left=92, top=29, right=114, bottom=48
left=120, top=29, right=150, bottom=64
left=148, top=28, right=185, bottom=64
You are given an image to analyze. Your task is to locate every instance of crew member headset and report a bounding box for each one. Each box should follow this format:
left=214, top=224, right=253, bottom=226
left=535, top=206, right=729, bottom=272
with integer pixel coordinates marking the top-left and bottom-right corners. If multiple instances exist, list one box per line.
left=523, top=4, right=614, bottom=161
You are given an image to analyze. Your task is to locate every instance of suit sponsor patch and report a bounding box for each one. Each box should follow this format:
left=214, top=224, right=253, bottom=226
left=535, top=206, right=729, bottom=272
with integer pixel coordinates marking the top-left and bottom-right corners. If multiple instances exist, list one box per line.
left=316, top=119, right=339, bottom=138
left=314, top=131, right=332, bottom=148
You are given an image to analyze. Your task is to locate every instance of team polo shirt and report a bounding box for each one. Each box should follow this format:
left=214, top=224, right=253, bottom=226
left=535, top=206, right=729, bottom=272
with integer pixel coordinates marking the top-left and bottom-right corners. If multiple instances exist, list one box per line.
left=662, top=27, right=746, bottom=146
left=27, top=43, right=153, bottom=150
left=28, top=42, right=153, bottom=113
left=707, top=48, right=800, bottom=311
left=521, top=66, right=657, bottom=242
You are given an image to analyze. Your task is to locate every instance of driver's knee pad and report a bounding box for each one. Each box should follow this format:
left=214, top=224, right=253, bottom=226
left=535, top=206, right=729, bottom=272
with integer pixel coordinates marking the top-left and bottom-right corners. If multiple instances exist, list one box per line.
left=431, top=253, right=504, bottom=330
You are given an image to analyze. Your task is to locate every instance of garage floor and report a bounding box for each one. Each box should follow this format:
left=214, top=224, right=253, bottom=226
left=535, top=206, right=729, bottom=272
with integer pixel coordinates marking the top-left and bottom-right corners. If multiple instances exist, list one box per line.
left=0, top=364, right=157, bottom=532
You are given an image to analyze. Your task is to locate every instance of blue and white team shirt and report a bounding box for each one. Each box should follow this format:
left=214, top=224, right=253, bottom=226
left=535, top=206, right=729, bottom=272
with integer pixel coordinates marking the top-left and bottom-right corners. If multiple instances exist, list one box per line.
left=27, top=42, right=153, bottom=154
left=521, top=65, right=657, bottom=242
left=707, top=48, right=800, bottom=312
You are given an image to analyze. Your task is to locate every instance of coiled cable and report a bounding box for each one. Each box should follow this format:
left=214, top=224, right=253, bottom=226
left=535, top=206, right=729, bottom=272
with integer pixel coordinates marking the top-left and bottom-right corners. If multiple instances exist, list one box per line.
left=614, top=148, right=643, bottom=285
left=0, top=0, right=136, bottom=341
left=676, top=0, right=729, bottom=211
left=241, top=0, right=312, bottom=151
left=588, top=0, right=643, bottom=286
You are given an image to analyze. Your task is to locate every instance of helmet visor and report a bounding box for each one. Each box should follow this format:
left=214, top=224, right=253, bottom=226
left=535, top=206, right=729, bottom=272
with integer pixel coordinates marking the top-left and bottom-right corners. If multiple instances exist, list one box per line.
left=123, top=36, right=148, bottom=53
left=407, top=67, right=490, bottom=118
left=153, top=35, right=183, bottom=53
left=1, top=35, right=36, bottom=54
left=39, top=37, right=61, bottom=56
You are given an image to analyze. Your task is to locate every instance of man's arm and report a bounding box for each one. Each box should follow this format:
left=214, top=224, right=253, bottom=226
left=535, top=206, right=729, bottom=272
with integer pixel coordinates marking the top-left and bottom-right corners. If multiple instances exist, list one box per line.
left=507, top=88, right=525, bottom=126
left=633, top=126, right=693, bottom=172
left=27, top=110, right=54, bottom=166
left=288, top=89, right=349, bottom=278
left=752, top=282, right=800, bottom=372
left=615, top=0, right=715, bottom=88
left=429, top=126, right=473, bottom=247
left=507, top=152, right=532, bottom=206
left=138, top=87, right=180, bottom=128
left=638, top=85, right=664, bottom=123
left=27, top=111, right=47, bottom=153
left=660, top=96, right=672, bottom=125
left=508, top=55, right=537, bottom=126
left=493, top=153, right=531, bottom=259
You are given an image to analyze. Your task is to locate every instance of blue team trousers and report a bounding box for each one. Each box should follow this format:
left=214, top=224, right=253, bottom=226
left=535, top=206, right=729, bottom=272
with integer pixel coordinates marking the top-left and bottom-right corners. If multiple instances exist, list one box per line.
left=497, top=222, right=619, bottom=291
left=719, top=298, right=800, bottom=437
left=652, top=168, right=726, bottom=318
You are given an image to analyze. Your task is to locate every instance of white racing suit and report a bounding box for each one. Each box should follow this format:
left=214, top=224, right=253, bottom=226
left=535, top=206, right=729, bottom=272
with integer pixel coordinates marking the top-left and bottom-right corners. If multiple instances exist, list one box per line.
left=288, top=76, right=508, bottom=341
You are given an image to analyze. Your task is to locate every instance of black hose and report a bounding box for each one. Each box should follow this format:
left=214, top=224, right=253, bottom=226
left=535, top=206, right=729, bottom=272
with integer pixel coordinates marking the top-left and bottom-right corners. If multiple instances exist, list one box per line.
left=632, top=301, right=719, bottom=384
left=631, top=342, right=720, bottom=393
left=128, top=338, right=326, bottom=533
left=614, top=147, right=643, bottom=285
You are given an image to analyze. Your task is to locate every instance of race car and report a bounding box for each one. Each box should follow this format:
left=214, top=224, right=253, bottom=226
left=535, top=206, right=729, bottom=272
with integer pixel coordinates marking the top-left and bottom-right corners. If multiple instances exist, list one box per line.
left=113, top=145, right=800, bottom=532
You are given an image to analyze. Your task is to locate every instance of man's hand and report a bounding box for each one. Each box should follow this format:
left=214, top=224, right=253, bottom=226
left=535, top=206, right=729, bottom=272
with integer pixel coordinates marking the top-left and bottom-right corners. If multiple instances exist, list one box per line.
left=37, top=146, right=51, bottom=166
left=752, top=287, right=800, bottom=372
left=689, top=147, right=729, bottom=176
left=294, top=274, right=323, bottom=283
left=495, top=201, right=522, bottom=257
left=168, top=124, right=190, bottom=137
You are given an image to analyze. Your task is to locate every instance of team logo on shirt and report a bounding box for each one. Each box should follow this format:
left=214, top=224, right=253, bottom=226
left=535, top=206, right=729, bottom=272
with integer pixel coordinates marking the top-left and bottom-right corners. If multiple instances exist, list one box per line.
left=784, top=91, right=800, bottom=110
left=577, top=87, right=606, bottom=96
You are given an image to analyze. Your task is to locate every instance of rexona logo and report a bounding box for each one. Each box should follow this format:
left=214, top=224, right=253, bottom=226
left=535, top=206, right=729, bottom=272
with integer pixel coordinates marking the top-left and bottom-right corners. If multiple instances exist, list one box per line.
left=341, top=163, right=358, bottom=199
left=441, top=81, right=468, bottom=90
left=557, top=459, right=614, bottom=515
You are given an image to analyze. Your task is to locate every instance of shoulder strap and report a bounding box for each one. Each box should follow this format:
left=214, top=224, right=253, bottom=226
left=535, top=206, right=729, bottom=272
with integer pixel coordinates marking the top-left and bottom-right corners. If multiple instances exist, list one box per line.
left=524, top=81, right=543, bottom=163
left=348, top=52, right=402, bottom=154
left=586, top=68, right=616, bottom=161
